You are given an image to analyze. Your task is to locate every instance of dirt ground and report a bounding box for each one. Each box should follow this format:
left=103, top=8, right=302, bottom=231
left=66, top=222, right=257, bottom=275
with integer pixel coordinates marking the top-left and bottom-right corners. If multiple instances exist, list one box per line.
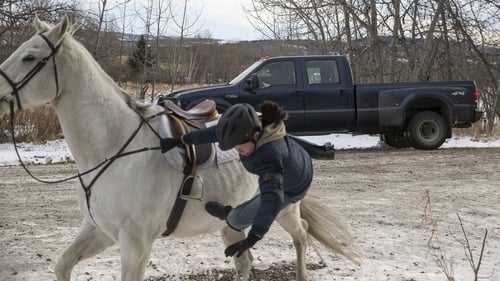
left=1, top=148, right=499, bottom=281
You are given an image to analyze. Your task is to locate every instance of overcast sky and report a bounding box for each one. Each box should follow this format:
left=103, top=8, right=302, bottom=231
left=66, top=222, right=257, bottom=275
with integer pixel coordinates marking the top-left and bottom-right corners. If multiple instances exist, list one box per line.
left=102, top=0, right=261, bottom=40
left=196, top=0, right=259, bottom=40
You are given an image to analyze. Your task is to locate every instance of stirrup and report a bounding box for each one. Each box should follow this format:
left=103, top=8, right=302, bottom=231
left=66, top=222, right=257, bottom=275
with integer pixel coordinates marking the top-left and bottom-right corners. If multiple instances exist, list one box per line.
left=179, top=175, right=204, bottom=201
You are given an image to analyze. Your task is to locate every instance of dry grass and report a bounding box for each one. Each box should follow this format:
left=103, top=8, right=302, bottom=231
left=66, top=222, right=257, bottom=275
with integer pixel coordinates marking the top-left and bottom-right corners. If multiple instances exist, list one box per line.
left=423, top=190, right=490, bottom=281
left=0, top=105, right=61, bottom=144
left=453, top=122, right=499, bottom=140
left=0, top=83, right=213, bottom=144
left=118, top=82, right=213, bottom=100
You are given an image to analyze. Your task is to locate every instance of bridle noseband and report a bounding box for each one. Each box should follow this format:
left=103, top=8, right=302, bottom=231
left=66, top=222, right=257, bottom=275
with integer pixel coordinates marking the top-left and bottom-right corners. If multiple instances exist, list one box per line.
left=0, top=33, right=61, bottom=111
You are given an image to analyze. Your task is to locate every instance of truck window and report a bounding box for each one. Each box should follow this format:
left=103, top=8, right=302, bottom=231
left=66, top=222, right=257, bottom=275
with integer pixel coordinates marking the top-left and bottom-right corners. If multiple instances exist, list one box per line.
left=306, top=60, right=340, bottom=84
left=256, top=61, right=295, bottom=88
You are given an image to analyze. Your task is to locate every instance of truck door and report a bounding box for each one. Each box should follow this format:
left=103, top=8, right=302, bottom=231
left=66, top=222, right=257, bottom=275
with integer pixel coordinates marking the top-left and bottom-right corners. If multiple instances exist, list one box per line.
left=242, top=60, right=305, bottom=131
left=302, top=59, right=355, bottom=132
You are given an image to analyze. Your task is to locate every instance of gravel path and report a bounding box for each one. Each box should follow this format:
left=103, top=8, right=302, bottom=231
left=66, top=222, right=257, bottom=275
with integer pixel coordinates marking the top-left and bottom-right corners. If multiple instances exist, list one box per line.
left=1, top=148, right=499, bottom=280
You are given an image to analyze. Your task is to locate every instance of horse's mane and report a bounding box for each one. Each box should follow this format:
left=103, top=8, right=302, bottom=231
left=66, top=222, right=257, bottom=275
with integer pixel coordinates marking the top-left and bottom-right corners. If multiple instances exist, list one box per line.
left=63, top=29, right=155, bottom=117
left=119, top=90, right=156, bottom=116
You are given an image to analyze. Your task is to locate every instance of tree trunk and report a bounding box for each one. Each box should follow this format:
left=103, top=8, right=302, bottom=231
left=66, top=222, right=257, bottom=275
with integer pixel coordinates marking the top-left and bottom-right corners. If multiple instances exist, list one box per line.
left=390, top=0, right=401, bottom=81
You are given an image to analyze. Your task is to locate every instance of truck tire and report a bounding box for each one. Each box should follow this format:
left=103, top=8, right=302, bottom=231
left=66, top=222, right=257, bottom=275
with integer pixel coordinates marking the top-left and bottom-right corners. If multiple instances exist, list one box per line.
left=406, top=111, right=448, bottom=150
left=381, top=133, right=411, bottom=149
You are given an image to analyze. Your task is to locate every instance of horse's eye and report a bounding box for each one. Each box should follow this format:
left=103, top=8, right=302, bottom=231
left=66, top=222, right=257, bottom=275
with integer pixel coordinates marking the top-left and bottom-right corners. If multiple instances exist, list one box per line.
left=23, top=55, right=36, bottom=62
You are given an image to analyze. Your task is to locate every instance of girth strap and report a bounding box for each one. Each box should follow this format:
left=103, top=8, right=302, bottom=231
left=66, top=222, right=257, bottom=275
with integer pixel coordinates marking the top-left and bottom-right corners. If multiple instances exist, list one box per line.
left=162, top=153, right=195, bottom=236
left=161, top=114, right=202, bottom=236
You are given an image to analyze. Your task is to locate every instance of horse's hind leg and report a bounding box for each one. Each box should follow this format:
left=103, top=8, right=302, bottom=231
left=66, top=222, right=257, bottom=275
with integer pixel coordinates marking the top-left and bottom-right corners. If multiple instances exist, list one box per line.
left=277, top=202, right=309, bottom=281
left=221, top=226, right=253, bottom=281
left=55, top=219, right=114, bottom=281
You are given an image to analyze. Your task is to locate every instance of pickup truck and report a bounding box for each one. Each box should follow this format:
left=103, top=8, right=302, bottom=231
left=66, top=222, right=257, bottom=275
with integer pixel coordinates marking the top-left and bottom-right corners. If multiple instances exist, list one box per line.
left=161, top=55, right=482, bottom=150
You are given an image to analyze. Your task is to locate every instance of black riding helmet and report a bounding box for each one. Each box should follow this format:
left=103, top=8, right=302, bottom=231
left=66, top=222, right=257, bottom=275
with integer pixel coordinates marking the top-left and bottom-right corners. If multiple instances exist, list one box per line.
left=216, top=103, right=262, bottom=150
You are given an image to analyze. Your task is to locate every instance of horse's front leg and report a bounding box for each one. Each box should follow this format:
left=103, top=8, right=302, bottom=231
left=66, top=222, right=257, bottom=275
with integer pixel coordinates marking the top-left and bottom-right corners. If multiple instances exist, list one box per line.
left=119, top=229, right=154, bottom=281
left=55, top=219, right=115, bottom=281
left=221, top=226, right=253, bottom=281
left=277, top=202, right=309, bottom=281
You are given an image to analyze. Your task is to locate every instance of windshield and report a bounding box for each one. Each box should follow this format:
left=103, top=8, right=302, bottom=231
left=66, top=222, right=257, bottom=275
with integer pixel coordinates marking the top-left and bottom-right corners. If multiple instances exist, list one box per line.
left=228, top=60, right=264, bottom=85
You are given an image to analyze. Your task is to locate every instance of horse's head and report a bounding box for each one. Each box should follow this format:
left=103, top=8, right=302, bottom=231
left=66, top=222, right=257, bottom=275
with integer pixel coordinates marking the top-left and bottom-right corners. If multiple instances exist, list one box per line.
left=0, top=15, right=72, bottom=116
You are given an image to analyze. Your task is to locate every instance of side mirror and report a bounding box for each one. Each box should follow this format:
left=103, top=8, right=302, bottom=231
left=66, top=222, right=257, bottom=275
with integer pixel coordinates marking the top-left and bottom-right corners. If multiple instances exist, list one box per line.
left=244, top=73, right=259, bottom=91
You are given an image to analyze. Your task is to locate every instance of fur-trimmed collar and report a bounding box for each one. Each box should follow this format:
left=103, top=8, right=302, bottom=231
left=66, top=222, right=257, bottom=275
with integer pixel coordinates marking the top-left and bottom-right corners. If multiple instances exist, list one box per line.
left=256, top=121, right=287, bottom=149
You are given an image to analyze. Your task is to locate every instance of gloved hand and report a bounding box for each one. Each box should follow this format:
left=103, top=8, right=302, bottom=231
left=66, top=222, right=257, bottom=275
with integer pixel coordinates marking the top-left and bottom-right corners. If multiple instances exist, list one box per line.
left=160, top=137, right=182, bottom=153
left=224, top=233, right=261, bottom=257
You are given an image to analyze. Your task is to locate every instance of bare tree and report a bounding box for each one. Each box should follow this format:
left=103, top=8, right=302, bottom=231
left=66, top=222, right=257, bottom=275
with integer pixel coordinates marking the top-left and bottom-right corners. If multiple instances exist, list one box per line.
left=94, top=0, right=109, bottom=55
left=410, top=0, right=445, bottom=81
left=133, top=0, right=155, bottom=99
left=245, top=0, right=387, bottom=81
left=116, top=0, right=133, bottom=83
left=0, top=0, right=78, bottom=60
left=168, top=0, right=202, bottom=92
left=443, top=0, right=500, bottom=134
left=150, top=0, right=171, bottom=101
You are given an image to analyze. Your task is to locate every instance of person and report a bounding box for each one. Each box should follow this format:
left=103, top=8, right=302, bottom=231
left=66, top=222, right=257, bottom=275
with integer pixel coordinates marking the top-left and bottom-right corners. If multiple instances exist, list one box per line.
left=160, top=101, right=314, bottom=257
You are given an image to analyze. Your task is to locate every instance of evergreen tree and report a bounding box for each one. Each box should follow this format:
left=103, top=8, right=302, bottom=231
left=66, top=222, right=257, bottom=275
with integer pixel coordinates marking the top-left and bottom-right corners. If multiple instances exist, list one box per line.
left=128, top=35, right=154, bottom=73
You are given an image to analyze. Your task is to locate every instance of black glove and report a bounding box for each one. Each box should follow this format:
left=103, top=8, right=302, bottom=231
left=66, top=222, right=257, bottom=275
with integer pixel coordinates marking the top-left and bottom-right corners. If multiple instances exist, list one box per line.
left=224, top=233, right=261, bottom=257
left=320, top=142, right=335, bottom=160
left=160, top=137, right=182, bottom=153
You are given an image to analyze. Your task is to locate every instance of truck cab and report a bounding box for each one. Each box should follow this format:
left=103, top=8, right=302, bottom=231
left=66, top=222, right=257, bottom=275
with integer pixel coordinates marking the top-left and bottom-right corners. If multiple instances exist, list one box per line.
left=167, top=56, right=356, bottom=134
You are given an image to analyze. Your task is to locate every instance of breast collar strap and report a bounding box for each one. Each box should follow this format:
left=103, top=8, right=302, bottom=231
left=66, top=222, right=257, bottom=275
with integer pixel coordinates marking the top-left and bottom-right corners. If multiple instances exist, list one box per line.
left=0, top=33, right=61, bottom=111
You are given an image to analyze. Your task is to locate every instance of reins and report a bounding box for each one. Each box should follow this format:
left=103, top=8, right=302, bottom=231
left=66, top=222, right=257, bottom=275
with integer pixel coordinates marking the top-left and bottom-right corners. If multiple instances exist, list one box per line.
left=1, top=32, right=166, bottom=225
left=3, top=30, right=196, bottom=234
left=2, top=32, right=162, bottom=186
left=8, top=100, right=164, bottom=224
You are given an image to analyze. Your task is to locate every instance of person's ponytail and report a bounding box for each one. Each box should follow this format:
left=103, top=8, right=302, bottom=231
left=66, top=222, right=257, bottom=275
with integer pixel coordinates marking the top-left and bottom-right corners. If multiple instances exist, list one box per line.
left=260, top=100, right=288, bottom=127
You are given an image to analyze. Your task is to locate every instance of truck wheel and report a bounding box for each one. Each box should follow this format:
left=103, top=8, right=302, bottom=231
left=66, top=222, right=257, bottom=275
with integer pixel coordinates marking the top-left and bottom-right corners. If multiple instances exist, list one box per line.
left=406, top=111, right=448, bottom=150
left=381, top=133, right=411, bottom=149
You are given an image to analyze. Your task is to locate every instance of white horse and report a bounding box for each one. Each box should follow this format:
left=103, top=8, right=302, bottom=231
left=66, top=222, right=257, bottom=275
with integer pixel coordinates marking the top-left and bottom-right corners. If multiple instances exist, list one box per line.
left=0, top=16, right=356, bottom=281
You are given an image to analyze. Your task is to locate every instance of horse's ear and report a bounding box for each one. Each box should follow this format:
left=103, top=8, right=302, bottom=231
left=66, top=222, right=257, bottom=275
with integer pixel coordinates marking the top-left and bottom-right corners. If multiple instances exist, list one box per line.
left=46, top=15, right=70, bottom=42
left=34, top=14, right=51, bottom=33
left=69, top=23, right=80, bottom=36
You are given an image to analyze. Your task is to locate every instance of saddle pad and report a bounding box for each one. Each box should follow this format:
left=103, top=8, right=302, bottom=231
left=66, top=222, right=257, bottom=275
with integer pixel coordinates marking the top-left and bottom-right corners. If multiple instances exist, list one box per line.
left=157, top=106, right=239, bottom=171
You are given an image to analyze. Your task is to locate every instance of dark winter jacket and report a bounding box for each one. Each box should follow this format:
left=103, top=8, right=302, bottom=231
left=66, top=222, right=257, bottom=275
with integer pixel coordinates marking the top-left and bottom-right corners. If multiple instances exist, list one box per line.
left=182, top=122, right=313, bottom=238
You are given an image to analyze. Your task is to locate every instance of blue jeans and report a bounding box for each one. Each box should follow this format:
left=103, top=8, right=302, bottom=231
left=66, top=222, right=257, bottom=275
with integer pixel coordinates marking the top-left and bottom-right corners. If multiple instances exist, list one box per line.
left=226, top=188, right=308, bottom=231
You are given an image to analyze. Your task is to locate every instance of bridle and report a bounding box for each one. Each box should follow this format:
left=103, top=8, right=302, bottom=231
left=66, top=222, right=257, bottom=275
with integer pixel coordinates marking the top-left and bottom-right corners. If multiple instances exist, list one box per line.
left=1, top=32, right=68, bottom=182
left=0, top=33, right=61, bottom=111
left=1, top=32, right=163, bottom=226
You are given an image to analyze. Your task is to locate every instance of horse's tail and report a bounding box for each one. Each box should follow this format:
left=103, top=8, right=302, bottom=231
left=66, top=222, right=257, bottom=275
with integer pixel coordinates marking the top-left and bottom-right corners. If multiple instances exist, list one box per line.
left=300, top=195, right=360, bottom=265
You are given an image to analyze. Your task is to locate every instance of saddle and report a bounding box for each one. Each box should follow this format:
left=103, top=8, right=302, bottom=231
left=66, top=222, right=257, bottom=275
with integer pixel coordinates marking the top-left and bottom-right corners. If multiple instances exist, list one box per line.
left=159, top=99, right=218, bottom=164
left=157, top=99, right=219, bottom=236
left=162, top=99, right=218, bottom=122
